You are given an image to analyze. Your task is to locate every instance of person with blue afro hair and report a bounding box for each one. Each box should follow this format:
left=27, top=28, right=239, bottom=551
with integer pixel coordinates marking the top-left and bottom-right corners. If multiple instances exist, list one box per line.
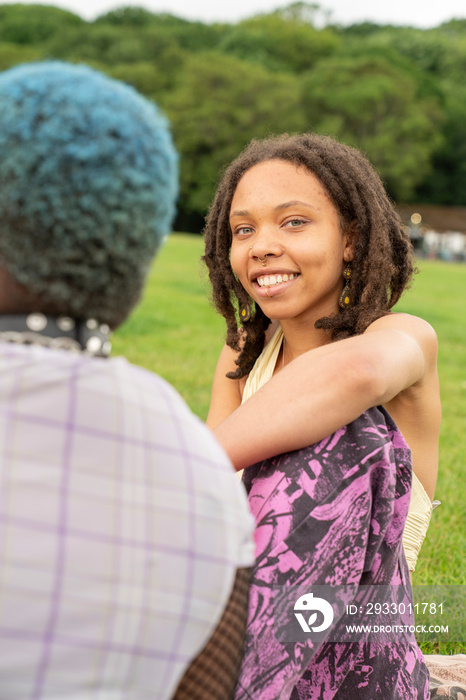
left=0, top=61, right=254, bottom=700
left=0, top=60, right=178, bottom=327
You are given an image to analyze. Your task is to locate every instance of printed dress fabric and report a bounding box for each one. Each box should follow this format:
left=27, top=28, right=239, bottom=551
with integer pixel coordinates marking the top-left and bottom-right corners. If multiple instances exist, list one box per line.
left=235, top=406, right=430, bottom=700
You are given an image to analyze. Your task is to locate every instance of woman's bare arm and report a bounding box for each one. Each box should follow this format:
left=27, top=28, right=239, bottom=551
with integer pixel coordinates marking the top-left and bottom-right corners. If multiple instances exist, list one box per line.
left=206, top=343, right=244, bottom=428
left=212, top=314, right=439, bottom=471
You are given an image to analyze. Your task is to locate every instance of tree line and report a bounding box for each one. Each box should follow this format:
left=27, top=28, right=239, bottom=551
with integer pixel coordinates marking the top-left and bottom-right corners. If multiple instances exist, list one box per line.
left=1, top=2, right=465, bottom=231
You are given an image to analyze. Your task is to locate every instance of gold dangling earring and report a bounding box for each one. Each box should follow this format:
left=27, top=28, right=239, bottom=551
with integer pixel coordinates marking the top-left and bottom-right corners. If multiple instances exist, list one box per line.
left=339, top=264, right=352, bottom=309
left=240, top=302, right=252, bottom=323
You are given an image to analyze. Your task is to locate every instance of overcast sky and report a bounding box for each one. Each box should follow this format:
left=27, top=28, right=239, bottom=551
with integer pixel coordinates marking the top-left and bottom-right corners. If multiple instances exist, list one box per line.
left=3, top=0, right=466, bottom=26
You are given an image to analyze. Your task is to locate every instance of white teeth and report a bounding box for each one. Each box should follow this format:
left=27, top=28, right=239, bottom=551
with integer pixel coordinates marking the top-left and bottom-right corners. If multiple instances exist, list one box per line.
left=256, top=273, right=297, bottom=287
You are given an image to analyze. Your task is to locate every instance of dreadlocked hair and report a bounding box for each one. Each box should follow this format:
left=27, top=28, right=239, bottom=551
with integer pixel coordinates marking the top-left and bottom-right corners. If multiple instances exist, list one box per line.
left=202, top=133, right=415, bottom=380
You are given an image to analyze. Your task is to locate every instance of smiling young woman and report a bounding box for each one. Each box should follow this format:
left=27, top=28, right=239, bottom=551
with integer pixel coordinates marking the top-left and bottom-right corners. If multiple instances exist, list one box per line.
left=203, top=133, right=440, bottom=700
left=229, top=159, right=354, bottom=343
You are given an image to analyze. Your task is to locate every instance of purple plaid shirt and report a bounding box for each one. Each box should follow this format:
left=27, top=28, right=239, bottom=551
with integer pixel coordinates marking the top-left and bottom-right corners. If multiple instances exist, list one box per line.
left=0, top=342, right=255, bottom=699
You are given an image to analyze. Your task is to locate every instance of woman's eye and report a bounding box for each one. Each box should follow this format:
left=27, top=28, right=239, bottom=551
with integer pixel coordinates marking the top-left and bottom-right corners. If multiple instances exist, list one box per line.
left=234, top=226, right=254, bottom=235
left=286, top=218, right=308, bottom=227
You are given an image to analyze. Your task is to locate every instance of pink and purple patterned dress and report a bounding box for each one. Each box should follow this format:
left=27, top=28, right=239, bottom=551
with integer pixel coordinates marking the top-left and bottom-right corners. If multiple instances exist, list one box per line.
left=235, top=406, right=430, bottom=700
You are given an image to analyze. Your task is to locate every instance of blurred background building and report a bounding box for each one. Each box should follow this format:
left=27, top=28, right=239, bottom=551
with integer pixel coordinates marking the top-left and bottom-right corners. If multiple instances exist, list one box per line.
left=398, top=205, right=466, bottom=262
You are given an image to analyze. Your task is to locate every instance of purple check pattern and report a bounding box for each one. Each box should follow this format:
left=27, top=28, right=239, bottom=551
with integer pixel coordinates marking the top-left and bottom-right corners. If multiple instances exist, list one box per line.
left=0, top=343, right=255, bottom=700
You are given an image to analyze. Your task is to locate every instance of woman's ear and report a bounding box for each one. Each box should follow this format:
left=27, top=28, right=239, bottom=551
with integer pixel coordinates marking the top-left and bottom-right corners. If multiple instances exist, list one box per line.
left=343, top=222, right=357, bottom=262
left=343, top=243, right=354, bottom=263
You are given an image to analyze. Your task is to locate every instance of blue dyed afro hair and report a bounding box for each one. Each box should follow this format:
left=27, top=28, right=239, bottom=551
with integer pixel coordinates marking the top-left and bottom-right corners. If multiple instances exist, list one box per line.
left=0, top=61, right=178, bottom=327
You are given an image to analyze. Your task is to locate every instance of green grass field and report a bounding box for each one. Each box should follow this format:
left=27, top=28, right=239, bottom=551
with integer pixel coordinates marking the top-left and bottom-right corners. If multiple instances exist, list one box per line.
left=113, top=233, right=465, bottom=652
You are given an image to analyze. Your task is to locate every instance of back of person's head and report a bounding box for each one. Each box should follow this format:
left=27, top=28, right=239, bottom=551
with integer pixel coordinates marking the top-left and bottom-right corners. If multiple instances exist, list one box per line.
left=204, top=132, right=414, bottom=378
left=0, top=60, right=178, bottom=328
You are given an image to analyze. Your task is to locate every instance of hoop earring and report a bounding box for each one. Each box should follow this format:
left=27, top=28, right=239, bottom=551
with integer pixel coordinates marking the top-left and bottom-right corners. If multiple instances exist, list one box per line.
left=240, top=302, right=252, bottom=323
left=339, top=265, right=352, bottom=309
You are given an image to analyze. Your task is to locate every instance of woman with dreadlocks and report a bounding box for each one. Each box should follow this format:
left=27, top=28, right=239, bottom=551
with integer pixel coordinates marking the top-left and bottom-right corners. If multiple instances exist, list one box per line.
left=203, top=134, right=440, bottom=699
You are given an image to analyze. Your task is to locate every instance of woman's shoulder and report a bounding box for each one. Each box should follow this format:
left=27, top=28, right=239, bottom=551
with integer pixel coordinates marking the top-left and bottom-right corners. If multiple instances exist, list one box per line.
left=365, top=312, right=438, bottom=365
left=367, top=311, right=437, bottom=339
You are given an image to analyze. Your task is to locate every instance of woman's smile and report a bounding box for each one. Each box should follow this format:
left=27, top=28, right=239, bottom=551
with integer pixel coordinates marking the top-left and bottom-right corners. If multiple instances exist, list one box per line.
left=252, top=271, right=300, bottom=298
left=255, top=272, right=299, bottom=287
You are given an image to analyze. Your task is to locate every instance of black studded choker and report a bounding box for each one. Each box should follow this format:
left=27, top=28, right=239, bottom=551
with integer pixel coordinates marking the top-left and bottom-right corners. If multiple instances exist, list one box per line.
left=0, top=314, right=112, bottom=357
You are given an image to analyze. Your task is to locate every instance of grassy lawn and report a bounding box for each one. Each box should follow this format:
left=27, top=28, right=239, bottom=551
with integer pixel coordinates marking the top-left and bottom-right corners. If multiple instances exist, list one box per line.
left=113, top=234, right=224, bottom=419
left=113, top=234, right=465, bottom=652
left=395, top=259, right=466, bottom=653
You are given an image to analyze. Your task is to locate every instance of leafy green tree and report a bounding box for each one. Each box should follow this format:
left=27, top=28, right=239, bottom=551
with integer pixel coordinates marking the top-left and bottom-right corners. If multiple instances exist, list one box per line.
left=94, top=6, right=162, bottom=27
left=161, top=52, right=308, bottom=230
left=45, top=24, right=129, bottom=62
left=415, top=81, right=466, bottom=205
left=95, top=8, right=228, bottom=53
left=339, top=23, right=466, bottom=82
left=2, top=2, right=465, bottom=213
left=0, top=42, right=44, bottom=70
left=333, top=21, right=390, bottom=38
left=274, top=1, right=332, bottom=26
left=301, top=53, right=444, bottom=200
left=149, top=20, right=228, bottom=53
left=218, top=13, right=339, bottom=73
left=435, top=35, right=466, bottom=82
left=351, top=26, right=453, bottom=75
left=108, top=57, right=185, bottom=97
left=45, top=22, right=184, bottom=69
left=0, top=4, right=83, bottom=44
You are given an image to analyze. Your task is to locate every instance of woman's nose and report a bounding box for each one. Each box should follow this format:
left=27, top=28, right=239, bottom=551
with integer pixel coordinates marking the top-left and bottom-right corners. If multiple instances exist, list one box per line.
left=249, top=226, right=282, bottom=260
